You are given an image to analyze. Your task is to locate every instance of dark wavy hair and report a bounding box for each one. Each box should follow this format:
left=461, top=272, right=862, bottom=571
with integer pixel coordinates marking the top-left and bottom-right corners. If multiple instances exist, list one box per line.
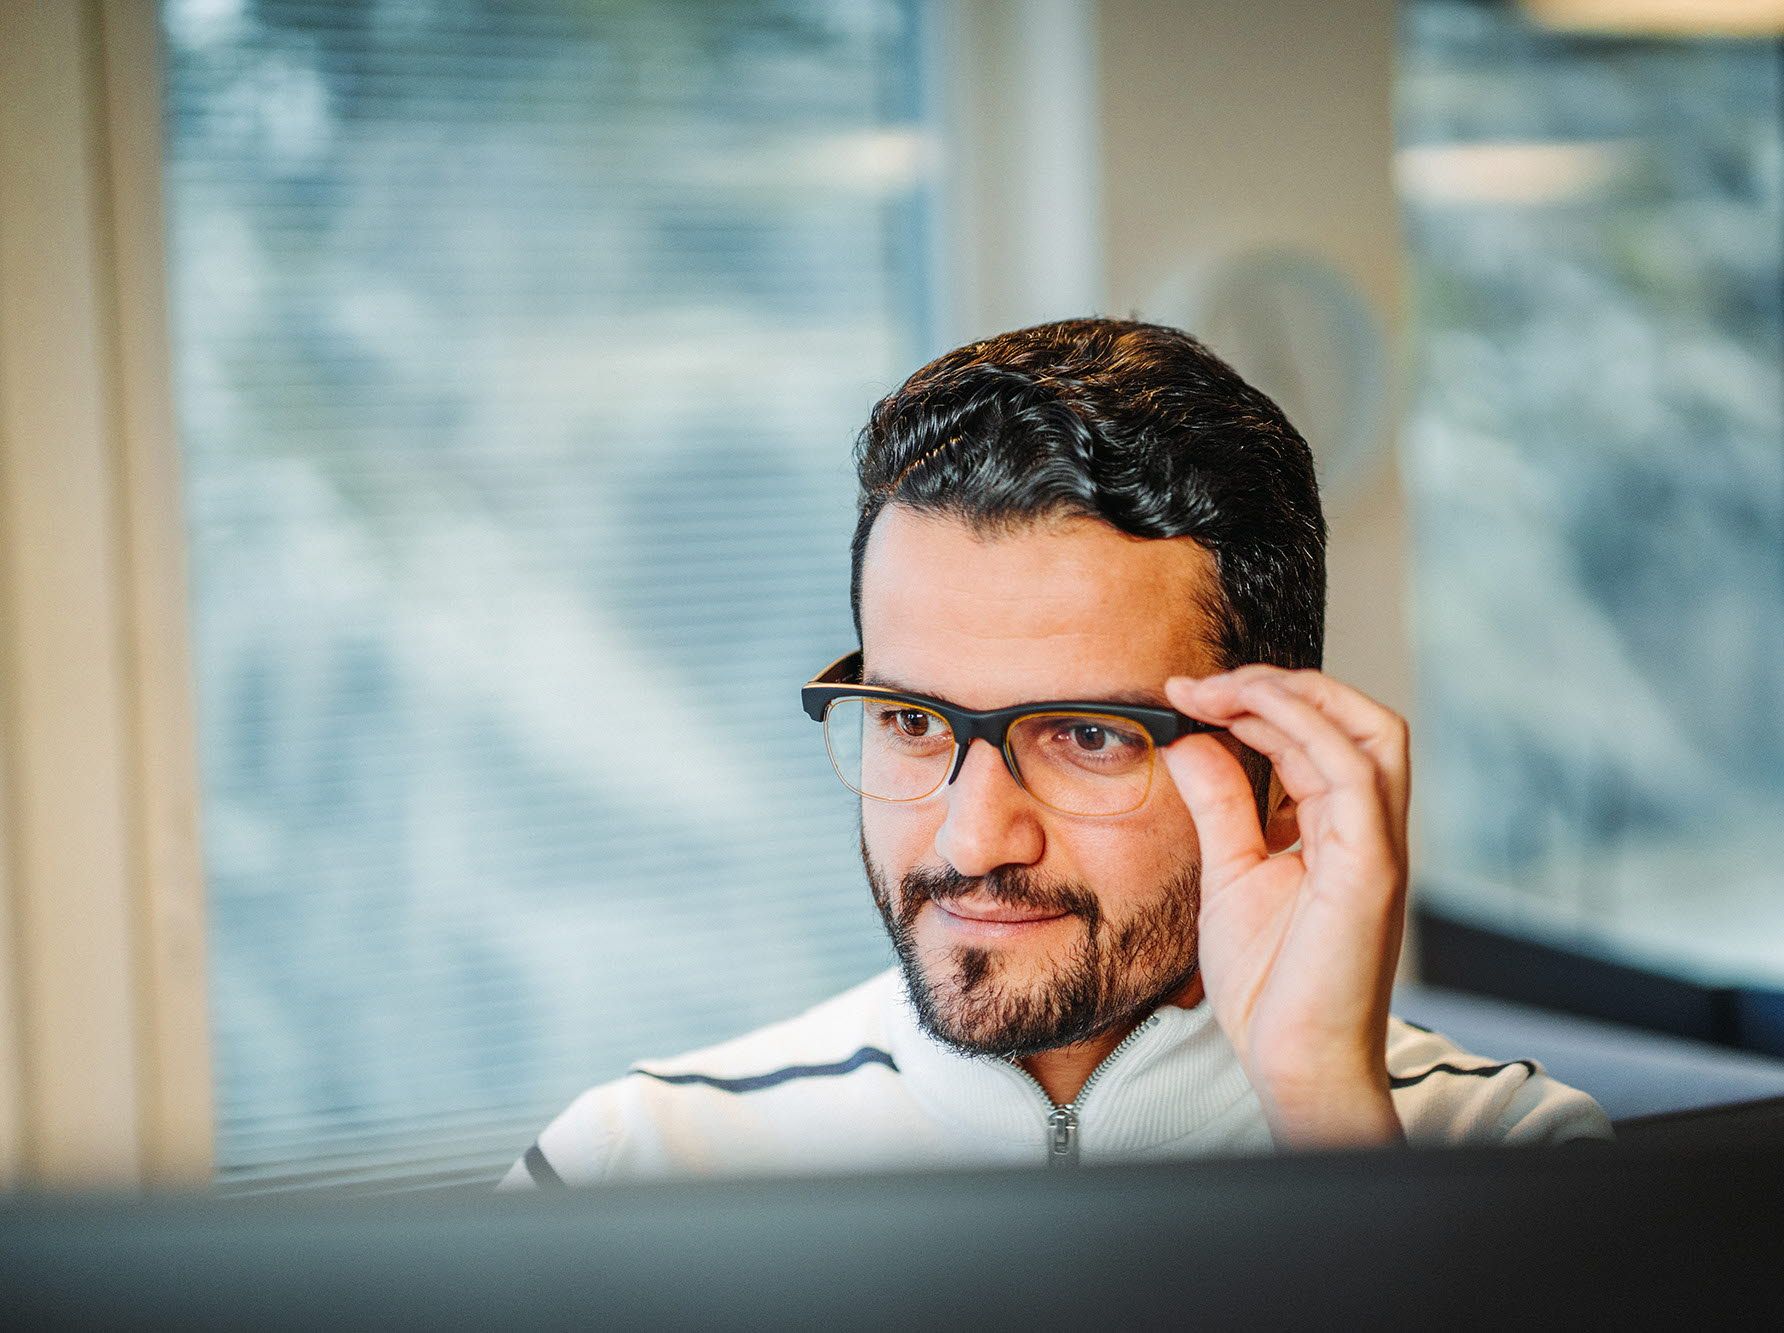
left=849, top=317, right=1326, bottom=805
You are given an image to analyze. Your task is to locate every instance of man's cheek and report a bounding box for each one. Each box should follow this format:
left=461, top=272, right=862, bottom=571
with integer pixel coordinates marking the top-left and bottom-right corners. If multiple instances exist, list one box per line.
left=1081, top=808, right=1199, bottom=884
left=862, top=803, right=931, bottom=876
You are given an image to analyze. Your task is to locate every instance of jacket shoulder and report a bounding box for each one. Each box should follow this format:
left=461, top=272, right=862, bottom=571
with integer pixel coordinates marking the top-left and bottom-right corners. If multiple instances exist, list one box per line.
left=499, top=968, right=901, bottom=1189
left=632, top=967, right=898, bottom=1084
left=1385, top=1014, right=1614, bottom=1146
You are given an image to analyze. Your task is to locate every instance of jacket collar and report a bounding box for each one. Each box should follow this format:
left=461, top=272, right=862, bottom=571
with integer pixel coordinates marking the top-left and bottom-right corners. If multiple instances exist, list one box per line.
left=878, top=968, right=1271, bottom=1159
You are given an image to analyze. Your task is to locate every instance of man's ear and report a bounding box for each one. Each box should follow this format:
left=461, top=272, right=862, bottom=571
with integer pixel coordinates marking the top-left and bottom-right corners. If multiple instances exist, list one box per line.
left=1261, top=770, right=1300, bottom=854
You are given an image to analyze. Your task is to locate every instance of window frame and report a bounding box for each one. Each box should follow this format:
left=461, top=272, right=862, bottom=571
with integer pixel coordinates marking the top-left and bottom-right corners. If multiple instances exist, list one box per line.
left=0, top=0, right=212, bottom=1189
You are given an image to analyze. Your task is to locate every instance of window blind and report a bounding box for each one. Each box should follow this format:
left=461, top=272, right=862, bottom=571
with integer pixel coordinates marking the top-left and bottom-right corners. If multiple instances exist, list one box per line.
left=161, top=0, right=934, bottom=1194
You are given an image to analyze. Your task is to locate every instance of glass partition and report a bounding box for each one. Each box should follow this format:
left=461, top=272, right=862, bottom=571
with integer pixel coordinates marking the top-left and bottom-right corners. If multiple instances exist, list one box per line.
left=162, top=0, right=934, bottom=1193
left=1398, top=0, right=1783, bottom=989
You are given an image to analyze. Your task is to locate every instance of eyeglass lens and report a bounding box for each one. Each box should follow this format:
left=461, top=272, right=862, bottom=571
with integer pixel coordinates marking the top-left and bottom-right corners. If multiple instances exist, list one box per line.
left=820, top=697, right=1155, bottom=816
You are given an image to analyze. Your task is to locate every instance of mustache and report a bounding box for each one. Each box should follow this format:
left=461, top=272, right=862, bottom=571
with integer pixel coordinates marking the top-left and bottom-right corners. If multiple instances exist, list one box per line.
left=899, top=864, right=1101, bottom=928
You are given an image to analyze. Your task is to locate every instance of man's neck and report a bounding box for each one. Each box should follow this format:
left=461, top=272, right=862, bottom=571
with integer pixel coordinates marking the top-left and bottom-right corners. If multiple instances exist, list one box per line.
left=1015, top=972, right=1205, bottom=1106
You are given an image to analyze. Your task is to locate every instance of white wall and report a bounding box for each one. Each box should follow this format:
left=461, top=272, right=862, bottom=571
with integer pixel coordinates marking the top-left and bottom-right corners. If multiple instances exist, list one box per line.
left=941, top=0, right=1410, bottom=712
left=1097, top=0, right=1411, bottom=721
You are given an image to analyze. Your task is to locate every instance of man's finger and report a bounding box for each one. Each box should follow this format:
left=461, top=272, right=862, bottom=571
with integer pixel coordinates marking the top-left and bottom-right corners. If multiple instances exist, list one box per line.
left=1240, top=669, right=1409, bottom=820
left=1186, top=679, right=1397, bottom=874
left=1218, top=715, right=1322, bottom=805
left=1159, top=732, right=1269, bottom=887
left=1173, top=666, right=1410, bottom=822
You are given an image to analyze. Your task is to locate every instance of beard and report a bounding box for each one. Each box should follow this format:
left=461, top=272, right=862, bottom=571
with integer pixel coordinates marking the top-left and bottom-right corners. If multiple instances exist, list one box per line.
left=862, top=833, right=1202, bottom=1059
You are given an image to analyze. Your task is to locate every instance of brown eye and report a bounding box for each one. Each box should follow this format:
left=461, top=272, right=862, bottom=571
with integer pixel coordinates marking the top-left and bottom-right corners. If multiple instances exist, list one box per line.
left=895, top=710, right=932, bottom=737
left=1069, top=724, right=1108, bottom=752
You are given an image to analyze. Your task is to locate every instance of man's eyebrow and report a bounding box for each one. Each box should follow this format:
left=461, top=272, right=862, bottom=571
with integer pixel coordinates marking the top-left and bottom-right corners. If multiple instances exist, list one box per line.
left=1086, top=687, right=1175, bottom=709
left=861, top=671, right=925, bottom=694
left=861, top=673, right=1175, bottom=710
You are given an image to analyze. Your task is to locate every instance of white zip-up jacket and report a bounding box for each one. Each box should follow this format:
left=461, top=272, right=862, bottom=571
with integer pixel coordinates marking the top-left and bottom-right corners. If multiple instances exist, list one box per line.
left=501, top=968, right=1612, bottom=1188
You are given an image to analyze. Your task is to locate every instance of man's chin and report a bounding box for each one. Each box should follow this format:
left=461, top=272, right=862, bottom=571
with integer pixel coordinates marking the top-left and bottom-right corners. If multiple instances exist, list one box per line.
left=896, top=934, right=1201, bottom=1060
left=899, top=946, right=1096, bottom=1058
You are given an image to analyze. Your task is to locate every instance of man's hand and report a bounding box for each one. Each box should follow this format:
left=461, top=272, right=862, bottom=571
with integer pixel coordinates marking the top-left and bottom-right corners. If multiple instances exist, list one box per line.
left=1161, top=665, right=1410, bottom=1149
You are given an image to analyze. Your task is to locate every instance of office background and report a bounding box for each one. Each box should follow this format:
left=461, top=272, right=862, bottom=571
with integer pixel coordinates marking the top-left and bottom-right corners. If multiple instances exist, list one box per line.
left=0, top=0, right=1779, bottom=1193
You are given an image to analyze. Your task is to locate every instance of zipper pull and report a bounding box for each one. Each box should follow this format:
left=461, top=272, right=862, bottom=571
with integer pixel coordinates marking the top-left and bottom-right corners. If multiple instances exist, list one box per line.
left=1046, top=1104, right=1080, bottom=1167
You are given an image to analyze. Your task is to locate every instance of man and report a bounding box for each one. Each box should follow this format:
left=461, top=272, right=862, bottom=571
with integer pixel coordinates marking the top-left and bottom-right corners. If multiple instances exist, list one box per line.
left=503, top=319, right=1609, bottom=1188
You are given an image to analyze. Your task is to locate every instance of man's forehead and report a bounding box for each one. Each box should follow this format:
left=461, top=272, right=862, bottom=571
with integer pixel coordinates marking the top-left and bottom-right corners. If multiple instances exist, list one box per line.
left=858, top=506, right=1221, bottom=705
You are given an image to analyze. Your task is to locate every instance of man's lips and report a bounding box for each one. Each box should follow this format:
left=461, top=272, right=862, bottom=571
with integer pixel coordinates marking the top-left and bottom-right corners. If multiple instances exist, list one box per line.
left=929, top=898, right=1071, bottom=928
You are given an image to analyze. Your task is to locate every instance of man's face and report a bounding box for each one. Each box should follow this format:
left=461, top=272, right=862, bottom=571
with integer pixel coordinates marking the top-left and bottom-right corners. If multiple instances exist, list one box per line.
left=856, top=505, right=1224, bottom=1057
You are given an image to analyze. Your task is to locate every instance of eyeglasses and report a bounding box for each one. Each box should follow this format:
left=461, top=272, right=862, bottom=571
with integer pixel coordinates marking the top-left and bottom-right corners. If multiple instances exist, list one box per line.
left=800, top=651, right=1224, bottom=818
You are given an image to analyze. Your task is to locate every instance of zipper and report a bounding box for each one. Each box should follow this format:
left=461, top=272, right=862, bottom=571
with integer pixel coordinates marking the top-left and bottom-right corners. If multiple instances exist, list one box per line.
left=1007, top=1013, right=1161, bottom=1168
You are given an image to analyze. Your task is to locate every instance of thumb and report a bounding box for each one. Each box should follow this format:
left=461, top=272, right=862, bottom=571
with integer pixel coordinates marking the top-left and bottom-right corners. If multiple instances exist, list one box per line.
left=1160, top=730, right=1269, bottom=889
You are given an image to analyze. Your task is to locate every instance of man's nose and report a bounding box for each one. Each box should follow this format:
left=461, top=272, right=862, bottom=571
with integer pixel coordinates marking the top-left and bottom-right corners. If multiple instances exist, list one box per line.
left=932, top=737, right=1044, bottom=878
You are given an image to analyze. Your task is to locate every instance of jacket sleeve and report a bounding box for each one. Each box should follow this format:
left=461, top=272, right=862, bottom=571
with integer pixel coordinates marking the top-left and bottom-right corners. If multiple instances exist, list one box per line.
left=1386, top=1018, right=1615, bottom=1146
left=1391, top=1057, right=1613, bottom=1145
left=496, top=1084, right=625, bottom=1190
left=1489, top=1066, right=1615, bottom=1145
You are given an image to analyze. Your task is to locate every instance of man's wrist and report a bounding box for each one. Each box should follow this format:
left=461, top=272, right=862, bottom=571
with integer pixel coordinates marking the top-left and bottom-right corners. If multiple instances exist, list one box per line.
left=1257, top=1075, right=1404, bottom=1150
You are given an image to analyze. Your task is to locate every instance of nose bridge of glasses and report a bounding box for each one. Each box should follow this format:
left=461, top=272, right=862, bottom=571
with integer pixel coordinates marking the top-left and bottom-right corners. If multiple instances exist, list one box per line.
left=941, top=709, right=1025, bottom=791
left=940, top=735, right=1029, bottom=799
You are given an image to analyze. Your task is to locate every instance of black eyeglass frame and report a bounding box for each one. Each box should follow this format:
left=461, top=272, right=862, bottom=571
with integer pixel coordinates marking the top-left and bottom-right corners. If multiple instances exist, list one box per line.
left=800, top=650, right=1226, bottom=806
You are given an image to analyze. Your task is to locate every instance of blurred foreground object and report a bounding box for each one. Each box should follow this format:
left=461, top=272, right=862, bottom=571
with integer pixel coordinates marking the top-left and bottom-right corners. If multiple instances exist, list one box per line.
left=6, top=1142, right=1784, bottom=1326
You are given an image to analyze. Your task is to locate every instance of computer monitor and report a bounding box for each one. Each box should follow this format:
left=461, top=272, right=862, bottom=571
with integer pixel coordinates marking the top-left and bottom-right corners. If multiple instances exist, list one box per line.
left=5, top=1140, right=1781, bottom=1327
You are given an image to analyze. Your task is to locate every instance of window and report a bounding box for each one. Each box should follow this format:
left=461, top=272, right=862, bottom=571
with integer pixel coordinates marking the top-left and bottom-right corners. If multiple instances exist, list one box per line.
left=1398, top=2, right=1783, bottom=985
left=162, top=0, right=935, bottom=1193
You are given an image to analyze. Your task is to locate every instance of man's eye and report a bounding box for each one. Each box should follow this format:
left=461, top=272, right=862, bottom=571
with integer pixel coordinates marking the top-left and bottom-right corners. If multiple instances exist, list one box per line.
left=894, top=710, right=932, bottom=737
left=1059, top=722, right=1141, bottom=750
left=1042, top=718, right=1147, bottom=762
left=1069, top=724, right=1109, bottom=751
left=868, top=705, right=944, bottom=743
